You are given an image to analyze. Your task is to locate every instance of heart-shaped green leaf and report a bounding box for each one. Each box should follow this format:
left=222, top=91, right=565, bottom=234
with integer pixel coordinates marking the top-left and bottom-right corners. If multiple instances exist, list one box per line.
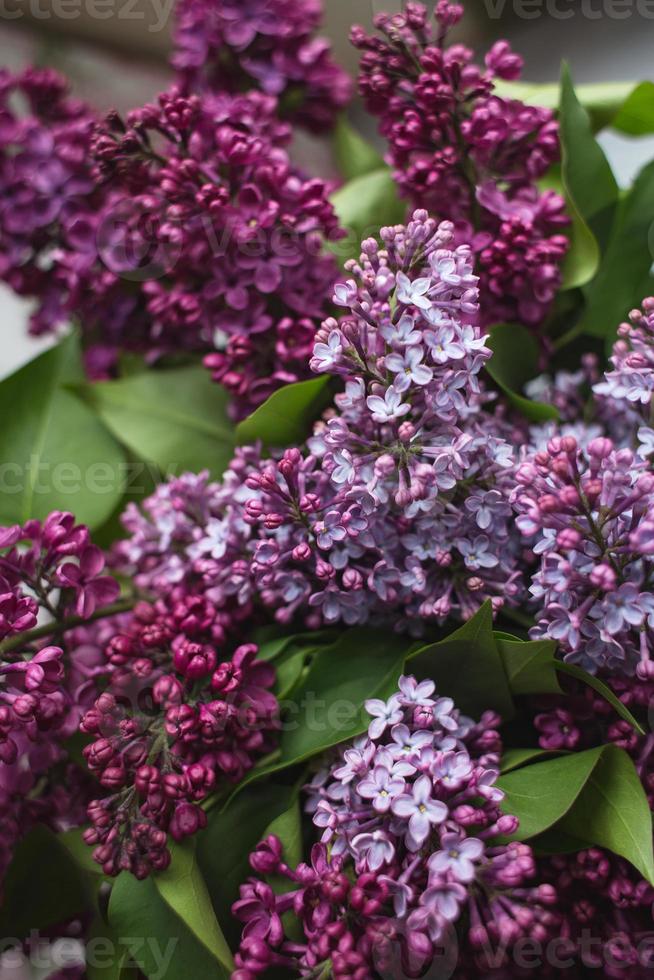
left=498, top=745, right=654, bottom=883
left=154, top=837, right=234, bottom=971
left=0, top=335, right=126, bottom=528
left=409, top=602, right=515, bottom=719
left=485, top=324, right=559, bottom=422
left=333, top=116, right=384, bottom=180
left=77, top=365, right=234, bottom=479
left=109, top=870, right=231, bottom=980
left=236, top=376, right=332, bottom=448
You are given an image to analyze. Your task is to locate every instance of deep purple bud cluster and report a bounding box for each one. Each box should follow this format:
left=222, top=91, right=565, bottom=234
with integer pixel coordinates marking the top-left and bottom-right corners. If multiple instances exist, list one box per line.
left=232, top=676, right=558, bottom=978
left=0, top=514, right=120, bottom=886
left=81, top=598, right=279, bottom=878
left=0, top=69, right=342, bottom=416
left=91, top=87, right=342, bottom=415
left=512, top=435, right=654, bottom=676
left=351, top=1, right=569, bottom=327
left=172, top=0, right=351, bottom=132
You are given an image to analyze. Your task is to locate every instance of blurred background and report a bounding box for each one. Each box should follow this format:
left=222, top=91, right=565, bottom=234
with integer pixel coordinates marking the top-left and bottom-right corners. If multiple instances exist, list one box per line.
left=1, top=0, right=653, bottom=376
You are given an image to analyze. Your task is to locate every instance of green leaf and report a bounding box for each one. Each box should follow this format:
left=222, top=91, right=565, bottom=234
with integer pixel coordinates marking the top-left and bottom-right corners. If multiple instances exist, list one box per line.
left=333, top=116, right=384, bottom=180
left=86, top=919, right=138, bottom=980
left=154, top=837, right=234, bottom=972
left=501, top=748, right=564, bottom=774
left=485, top=323, right=559, bottom=422
left=408, top=602, right=515, bottom=719
left=77, top=365, right=234, bottom=479
left=275, top=626, right=410, bottom=764
left=498, top=745, right=654, bottom=881
left=497, top=636, right=562, bottom=696
left=329, top=168, right=406, bottom=265
left=197, top=783, right=299, bottom=948
left=236, top=376, right=332, bottom=448
left=0, top=335, right=126, bottom=529
left=0, top=826, right=94, bottom=938
left=557, top=745, right=654, bottom=883
left=58, top=827, right=104, bottom=876
left=496, top=634, right=644, bottom=732
left=498, top=746, right=607, bottom=840
left=531, top=827, right=590, bottom=856
left=576, top=159, right=654, bottom=345
left=494, top=78, right=639, bottom=133
left=108, top=872, right=231, bottom=980
left=232, top=627, right=412, bottom=797
left=558, top=64, right=619, bottom=244
left=611, top=81, right=654, bottom=135
left=265, top=799, right=303, bottom=869
left=556, top=661, right=645, bottom=735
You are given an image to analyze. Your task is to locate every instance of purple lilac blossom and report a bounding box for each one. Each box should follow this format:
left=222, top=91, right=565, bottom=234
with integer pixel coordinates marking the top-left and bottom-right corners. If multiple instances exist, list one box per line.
left=351, top=1, right=569, bottom=329
left=172, top=0, right=351, bottom=132
left=231, top=676, right=559, bottom=978
left=117, top=211, right=526, bottom=631
left=512, top=434, right=654, bottom=676
left=0, top=71, right=342, bottom=417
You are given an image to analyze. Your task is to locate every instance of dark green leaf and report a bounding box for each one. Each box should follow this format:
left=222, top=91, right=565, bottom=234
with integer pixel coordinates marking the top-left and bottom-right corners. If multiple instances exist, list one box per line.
left=86, top=918, right=139, bottom=980
left=556, top=661, right=645, bottom=735
left=485, top=324, right=559, bottom=422
left=236, top=377, right=332, bottom=448
left=557, top=745, right=654, bottom=883
left=233, top=627, right=411, bottom=797
left=265, top=799, right=303, bottom=869
left=154, top=837, right=233, bottom=971
left=498, top=746, right=606, bottom=840
left=408, top=602, right=515, bottom=719
left=612, top=81, right=654, bottom=135
left=497, top=636, right=562, bottom=695
left=558, top=64, right=619, bottom=235
left=197, top=783, right=299, bottom=948
left=108, top=872, right=231, bottom=980
left=0, top=335, right=126, bottom=528
left=531, top=827, right=590, bottom=856
left=255, top=628, right=333, bottom=662
left=0, top=826, right=94, bottom=937
left=501, top=748, right=564, bottom=773
left=498, top=744, right=654, bottom=880
left=77, top=365, right=234, bottom=479
left=329, top=168, right=406, bottom=265
left=333, top=116, right=384, bottom=180
left=496, top=634, right=644, bottom=733
left=576, top=159, right=654, bottom=345
left=275, top=626, right=410, bottom=763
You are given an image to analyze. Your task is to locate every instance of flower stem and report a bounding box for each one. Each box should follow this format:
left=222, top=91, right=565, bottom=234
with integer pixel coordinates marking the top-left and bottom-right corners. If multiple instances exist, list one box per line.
left=0, top=598, right=136, bottom=655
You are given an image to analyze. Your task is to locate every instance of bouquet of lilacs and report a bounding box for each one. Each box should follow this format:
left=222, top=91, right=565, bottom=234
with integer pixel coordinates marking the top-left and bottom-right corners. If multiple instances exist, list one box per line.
left=2, top=1, right=654, bottom=977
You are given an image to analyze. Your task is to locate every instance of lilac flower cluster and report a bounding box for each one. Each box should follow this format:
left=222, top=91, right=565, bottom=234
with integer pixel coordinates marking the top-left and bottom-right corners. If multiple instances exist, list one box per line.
left=351, top=1, right=569, bottom=327
left=117, top=211, right=524, bottom=630
left=0, top=514, right=120, bottom=884
left=232, top=676, right=558, bottom=978
left=0, top=69, right=341, bottom=415
left=81, top=597, right=279, bottom=878
left=594, top=297, right=654, bottom=454
left=172, top=0, right=351, bottom=132
left=535, top=849, right=654, bottom=979
left=512, top=434, right=654, bottom=676
left=93, top=87, right=342, bottom=414
left=0, top=68, right=101, bottom=340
